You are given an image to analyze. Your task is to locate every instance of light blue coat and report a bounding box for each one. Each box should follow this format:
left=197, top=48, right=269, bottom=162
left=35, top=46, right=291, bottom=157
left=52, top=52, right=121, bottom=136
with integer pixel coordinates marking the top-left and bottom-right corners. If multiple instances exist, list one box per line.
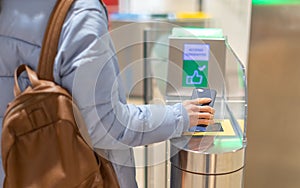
left=0, top=0, right=189, bottom=187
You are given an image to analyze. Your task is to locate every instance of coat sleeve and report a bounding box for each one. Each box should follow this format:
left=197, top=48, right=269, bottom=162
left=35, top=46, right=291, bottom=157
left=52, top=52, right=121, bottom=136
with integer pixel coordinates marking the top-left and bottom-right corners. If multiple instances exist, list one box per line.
left=53, top=1, right=190, bottom=150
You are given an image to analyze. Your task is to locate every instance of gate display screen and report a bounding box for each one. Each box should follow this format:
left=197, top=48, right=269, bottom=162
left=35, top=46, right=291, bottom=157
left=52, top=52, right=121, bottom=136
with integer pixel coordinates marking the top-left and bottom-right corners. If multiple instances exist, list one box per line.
left=182, top=44, right=210, bottom=88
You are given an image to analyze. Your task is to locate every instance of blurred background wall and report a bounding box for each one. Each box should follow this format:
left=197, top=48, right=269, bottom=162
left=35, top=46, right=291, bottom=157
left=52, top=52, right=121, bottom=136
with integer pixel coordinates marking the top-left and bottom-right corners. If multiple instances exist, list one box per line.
left=246, top=2, right=300, bottom=188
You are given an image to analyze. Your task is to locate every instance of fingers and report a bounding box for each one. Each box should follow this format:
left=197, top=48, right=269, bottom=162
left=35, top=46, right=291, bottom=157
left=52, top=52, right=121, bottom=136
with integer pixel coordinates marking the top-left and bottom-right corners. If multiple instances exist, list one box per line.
left=182, top=98, right=216, bottom=127
left=197, top=112, right=214, bottom=126
left=189, top=98, right=212, bottom=105
left=198, top=112, right=214, bottom=120
left=190, top=105, right=215, bottom=114
left=187, top=108, right=215, bottom=126
left=199, top=105, right=215, bottom=114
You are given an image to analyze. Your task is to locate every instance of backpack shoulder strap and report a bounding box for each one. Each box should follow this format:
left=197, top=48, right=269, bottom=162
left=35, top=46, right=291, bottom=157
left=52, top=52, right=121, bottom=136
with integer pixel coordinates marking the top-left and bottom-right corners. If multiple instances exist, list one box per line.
left=37, top=0, right=75, bottom=81
left=37, top=0, right=107, bottom=81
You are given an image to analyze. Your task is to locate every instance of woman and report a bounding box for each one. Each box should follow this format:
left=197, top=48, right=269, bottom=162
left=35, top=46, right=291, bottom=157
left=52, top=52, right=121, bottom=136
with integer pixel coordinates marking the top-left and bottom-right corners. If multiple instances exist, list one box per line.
left=0, top=0, right=214, bottom=187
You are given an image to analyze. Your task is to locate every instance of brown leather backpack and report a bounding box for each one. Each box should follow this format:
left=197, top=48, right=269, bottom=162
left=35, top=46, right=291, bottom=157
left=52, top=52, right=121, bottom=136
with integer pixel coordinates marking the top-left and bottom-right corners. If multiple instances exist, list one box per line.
left=1, top=0, right=119, bottom=187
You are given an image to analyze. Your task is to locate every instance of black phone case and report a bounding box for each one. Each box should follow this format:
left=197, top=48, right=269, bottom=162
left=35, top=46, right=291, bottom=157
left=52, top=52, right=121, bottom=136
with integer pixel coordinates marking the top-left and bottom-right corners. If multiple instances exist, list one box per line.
left=191, top=88, right=217, bottom=107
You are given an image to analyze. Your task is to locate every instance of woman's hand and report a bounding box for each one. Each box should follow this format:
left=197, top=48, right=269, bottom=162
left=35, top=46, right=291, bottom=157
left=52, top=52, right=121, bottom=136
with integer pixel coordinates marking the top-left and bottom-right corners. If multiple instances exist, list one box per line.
left=182, top=98, right=215, bottom=127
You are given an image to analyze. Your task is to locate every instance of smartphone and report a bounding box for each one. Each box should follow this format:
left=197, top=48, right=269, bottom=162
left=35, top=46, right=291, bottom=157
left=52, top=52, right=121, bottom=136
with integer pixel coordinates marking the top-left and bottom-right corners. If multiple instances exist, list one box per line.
left=191, top=88, right=217, bottom=107
left=191, top=88, right=217, bottom=128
